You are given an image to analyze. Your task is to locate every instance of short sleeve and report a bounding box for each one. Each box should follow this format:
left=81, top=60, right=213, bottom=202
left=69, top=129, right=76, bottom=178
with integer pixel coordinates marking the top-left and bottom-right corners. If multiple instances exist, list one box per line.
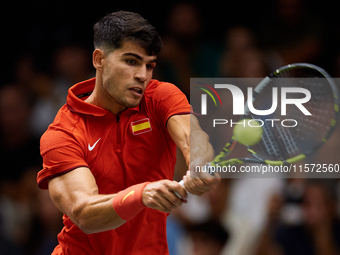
left=37, top=129, right=88, bottom=189
left=149, top=82, right=192, bottom=127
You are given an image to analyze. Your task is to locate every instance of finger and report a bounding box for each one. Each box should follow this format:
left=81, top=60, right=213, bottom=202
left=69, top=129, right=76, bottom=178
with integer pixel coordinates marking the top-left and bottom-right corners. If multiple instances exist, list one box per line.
left=151, top=192, right=179, bottom=212
left=142, top=181, right=182, bottom=212
left=153, top=201, right=172, bottom=213
left=201, top=174, right=221, bottom=186
left=192, top=168, right=221, bottom=186
left=165, top=192, right=184, bottom=207
left=184, top=171, right=219, bottom=196
left=144, top=195, right=172, bottom=213
left=158, top=198, right=176, bottom=212
left=156, top=186, right=184, bottom=208
left=184, top=176, right=207, bottom=196
left=184, top=171, right=196, bottom=192
left=155, top=182, right=185, bottom=208
left=189, top=182, right=210, bottom=196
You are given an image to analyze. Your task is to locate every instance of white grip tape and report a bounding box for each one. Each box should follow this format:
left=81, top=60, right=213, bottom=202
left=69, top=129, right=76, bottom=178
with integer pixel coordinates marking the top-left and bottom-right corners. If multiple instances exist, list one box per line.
left=178, top=179, right=184, bottom=187
left=175, top=180, right=185, bottom=199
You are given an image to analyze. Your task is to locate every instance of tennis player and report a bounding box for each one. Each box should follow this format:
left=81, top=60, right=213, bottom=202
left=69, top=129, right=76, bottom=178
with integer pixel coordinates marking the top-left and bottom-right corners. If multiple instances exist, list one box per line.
left=37, top=11, right=219, bottom=254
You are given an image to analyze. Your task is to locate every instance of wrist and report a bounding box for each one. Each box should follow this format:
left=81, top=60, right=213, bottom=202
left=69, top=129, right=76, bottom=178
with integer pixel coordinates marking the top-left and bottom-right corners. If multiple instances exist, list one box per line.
left=113, top=182, right=149, bottom=221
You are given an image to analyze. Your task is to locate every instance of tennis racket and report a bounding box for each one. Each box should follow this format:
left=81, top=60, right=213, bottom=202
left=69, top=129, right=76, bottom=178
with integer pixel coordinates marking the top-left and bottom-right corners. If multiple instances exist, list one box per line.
left=178, top=63, right=339, bottom=188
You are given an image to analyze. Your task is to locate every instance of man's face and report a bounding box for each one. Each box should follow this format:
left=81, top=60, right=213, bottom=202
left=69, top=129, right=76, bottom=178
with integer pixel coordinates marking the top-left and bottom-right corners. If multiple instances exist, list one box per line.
left=100, top=41, right=157, bottom=112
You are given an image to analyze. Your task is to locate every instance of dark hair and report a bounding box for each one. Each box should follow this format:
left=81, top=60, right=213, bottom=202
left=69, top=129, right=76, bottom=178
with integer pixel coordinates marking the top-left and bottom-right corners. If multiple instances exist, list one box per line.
left=93, top=11, right=162, bottom=55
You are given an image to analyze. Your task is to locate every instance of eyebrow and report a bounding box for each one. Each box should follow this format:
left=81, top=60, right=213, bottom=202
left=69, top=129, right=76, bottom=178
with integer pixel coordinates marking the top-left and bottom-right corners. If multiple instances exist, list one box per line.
left=122, top=52, right=157, bottom=63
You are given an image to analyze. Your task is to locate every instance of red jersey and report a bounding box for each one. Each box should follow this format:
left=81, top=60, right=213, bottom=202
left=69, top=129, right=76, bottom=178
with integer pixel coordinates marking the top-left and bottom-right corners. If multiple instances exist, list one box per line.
left=37, top=78, right=191, bottom=254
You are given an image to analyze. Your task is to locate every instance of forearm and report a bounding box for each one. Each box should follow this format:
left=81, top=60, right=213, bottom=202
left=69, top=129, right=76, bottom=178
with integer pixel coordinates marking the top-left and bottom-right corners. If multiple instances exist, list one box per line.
left=60, top=183, right=148, bottom=234
left=167, top=114, right=190, bottom=166
left=49, top=167, right=186, bottom=235
left=167, top=114, right=219, bottom=196
left=167, top=114, right=214, bottom=167
left=71, top=194, right=125, bottom=234
left=73, top=181, right=186, bottom=233
left=49, top=167, right=127, bottom=234
left=190, top=115, right=214, bottom=164
left=190, top=127, right=214, bottom=163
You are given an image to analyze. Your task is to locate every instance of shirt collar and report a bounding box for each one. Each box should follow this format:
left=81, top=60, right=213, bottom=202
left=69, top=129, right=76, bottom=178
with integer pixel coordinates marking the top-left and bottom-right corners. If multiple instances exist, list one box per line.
left=67, top=78, right=140, bottom=116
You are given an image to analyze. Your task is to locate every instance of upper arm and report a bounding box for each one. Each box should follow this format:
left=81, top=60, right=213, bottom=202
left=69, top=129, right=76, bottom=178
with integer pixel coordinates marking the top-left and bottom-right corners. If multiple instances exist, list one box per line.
left=38, top=128, right=88, bottom=189
left=48, top=167, right=99, bottom=221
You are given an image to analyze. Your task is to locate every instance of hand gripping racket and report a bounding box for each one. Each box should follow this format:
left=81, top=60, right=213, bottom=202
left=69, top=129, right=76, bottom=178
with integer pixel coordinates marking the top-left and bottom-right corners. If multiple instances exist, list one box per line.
left=178, top=63, right=339, bottom=190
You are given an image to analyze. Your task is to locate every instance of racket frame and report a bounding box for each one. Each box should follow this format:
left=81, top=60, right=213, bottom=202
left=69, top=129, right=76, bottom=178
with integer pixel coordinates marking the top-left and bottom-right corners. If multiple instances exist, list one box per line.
left=210, top=63, right=339, bottom=168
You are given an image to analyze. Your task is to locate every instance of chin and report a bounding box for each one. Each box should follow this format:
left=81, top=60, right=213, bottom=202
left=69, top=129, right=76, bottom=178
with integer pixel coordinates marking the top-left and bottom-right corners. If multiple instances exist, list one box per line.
left=125, top=100, right=141, bottom=108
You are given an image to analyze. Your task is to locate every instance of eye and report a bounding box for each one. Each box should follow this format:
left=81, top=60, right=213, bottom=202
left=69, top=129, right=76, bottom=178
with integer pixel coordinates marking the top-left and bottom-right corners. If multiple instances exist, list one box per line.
left=125, top=59, right=136, bottom=65
left=146, top=64, right=155, bottom=70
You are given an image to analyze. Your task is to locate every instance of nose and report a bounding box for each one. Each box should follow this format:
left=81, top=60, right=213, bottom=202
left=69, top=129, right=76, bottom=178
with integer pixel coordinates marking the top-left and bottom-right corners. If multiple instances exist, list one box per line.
left=134, top=66, right=148, bottom=83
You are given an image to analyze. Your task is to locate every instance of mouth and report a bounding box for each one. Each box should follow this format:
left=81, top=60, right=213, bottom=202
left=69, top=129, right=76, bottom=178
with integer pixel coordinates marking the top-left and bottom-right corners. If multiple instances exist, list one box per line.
left=129, top=86, right=144, bottom=97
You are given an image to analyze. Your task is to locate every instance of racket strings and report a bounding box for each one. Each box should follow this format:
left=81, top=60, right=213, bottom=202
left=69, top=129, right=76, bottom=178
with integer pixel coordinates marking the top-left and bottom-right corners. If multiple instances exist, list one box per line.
left=257, top=118, right=298, bottom=160
left=276, top=124, right=299, bottom=155
left=260, top=123, right=282, bottom=158
left=248, top=66, right=337, bottom=161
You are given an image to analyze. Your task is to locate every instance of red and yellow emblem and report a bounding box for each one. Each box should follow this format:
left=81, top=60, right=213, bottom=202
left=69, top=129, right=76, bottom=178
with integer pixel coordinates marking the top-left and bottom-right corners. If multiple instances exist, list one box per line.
left=131, top=118, right=152, bottom=135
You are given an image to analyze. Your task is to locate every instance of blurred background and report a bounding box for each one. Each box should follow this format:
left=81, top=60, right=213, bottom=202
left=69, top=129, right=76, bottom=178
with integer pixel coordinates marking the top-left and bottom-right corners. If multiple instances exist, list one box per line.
left=1, top=0, right=340, bottom=254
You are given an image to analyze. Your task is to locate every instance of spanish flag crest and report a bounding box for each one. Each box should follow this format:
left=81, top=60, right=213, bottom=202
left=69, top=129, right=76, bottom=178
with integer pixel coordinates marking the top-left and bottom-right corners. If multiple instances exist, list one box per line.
left=131, top=118, right=152, bottom=135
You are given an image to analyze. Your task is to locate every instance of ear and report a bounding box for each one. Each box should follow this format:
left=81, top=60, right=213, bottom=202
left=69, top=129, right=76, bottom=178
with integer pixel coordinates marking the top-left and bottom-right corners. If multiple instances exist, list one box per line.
left=93, top=49, right=105, bottom=71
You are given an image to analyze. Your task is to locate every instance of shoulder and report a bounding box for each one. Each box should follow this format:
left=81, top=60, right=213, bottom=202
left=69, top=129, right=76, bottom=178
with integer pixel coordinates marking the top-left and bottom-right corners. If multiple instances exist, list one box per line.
left=144, top=79, right=185, bottom=102
left=141, top=79, right=191, bottom=127
left=40, top=104, right=85, bottom=154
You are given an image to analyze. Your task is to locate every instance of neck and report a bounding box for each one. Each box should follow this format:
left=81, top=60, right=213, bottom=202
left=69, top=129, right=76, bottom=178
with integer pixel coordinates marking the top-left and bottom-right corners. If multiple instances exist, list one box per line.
left=85, top=75, right=126, bottom=114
